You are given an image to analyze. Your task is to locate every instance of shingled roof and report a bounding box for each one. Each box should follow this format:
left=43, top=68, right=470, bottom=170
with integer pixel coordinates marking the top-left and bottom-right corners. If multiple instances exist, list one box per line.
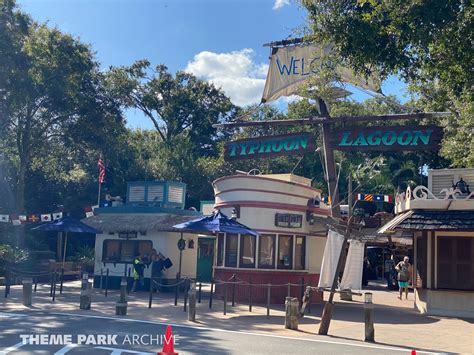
left=396, top=210, right=474, bottom=230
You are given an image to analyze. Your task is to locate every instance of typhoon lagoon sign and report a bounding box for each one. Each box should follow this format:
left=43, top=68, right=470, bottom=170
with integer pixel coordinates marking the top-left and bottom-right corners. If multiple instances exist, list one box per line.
left=330, top=125, right=443, bottom=151
left=224, top=132, right=315, bottom=161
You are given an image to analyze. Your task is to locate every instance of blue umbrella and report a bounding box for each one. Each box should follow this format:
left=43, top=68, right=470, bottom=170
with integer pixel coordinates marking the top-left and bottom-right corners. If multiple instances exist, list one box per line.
left=173, top=211, right=259, bottom=236
left=32, top=217, right=99, bottom=266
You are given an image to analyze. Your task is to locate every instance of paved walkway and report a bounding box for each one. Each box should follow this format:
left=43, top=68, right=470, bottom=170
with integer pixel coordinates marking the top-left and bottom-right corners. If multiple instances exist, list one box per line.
left=1, top=280, right=473, bottom=354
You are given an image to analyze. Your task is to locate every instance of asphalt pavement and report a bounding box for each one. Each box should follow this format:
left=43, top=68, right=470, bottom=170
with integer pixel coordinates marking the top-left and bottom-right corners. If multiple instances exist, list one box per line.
left=0, top=310, right=432, bottom=355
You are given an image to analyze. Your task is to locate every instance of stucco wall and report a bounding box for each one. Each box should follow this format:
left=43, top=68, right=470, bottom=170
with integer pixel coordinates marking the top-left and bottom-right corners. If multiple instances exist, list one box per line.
left=93, top=231, right=198, bottom=279
left=415, top=288, right=474, bottom=318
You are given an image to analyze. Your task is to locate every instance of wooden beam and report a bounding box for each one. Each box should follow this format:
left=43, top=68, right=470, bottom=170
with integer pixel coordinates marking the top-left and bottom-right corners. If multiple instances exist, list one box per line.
left=262, top=37, right=305, bottom=48
left=213, top=112, right=450, bottom=129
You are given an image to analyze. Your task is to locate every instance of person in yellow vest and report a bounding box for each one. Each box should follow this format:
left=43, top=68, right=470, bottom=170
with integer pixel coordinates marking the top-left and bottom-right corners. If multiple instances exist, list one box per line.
left=131, top=254, right=145, bottom=292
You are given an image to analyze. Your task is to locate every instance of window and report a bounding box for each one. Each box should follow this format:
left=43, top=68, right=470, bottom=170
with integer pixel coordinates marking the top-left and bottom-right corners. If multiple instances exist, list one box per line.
left=225, top=233, right=238, bottom=267
left=258, top=234, right=275, bottom=268
left=275, top=213, right=302, bottom=228
left=278, top=235, right=293, bottom=269
left=216, top=233, right=224, bottom=266
left=102, top=240, right=153, bottom=263
left=294, top=236, right=306, bottom=270
left=240, top=234, right=256, bottom=268
left=437, top=236, right=474, bottom=290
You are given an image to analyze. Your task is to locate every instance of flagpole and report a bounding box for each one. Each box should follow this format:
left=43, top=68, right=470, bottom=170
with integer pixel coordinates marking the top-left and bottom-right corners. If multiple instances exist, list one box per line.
left=97, top=180, right=101, bottom=206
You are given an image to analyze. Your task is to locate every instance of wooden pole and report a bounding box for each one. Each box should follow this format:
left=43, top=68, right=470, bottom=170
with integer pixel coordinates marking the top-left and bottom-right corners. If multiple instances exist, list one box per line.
left=320, top=99, right=341, bottom=219
left=318, top=225, right=351, bottom=335
left=348, top=174, right=353, bottom=219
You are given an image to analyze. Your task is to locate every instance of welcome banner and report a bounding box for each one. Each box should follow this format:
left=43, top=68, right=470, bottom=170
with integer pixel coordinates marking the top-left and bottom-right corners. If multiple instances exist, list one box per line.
left=261, top=44, right=381, bottom=103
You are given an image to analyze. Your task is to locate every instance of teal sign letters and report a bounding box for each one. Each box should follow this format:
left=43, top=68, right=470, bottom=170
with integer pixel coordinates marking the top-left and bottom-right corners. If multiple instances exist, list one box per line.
left=224, top=132, right=315, bottom=161
left=330, top=125, right=443, bottom=151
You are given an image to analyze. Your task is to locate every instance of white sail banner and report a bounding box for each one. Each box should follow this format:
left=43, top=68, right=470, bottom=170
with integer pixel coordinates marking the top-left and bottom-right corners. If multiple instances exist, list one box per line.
left=261, top=44, right=380, bottom=103
left=318, top=230, right=345, bottom=288
left=340, top=239, right=365, bottom=291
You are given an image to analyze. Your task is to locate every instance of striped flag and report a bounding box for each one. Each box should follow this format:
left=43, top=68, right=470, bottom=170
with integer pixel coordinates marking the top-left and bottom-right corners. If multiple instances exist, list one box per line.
left=98, top=159, right=105, bottom=184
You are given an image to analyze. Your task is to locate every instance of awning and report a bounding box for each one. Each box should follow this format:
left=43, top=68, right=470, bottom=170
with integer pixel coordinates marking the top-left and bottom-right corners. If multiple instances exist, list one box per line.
left=82, top=213, right=200, bottom=233
left=378, top=209, right=474, bottom=233
left=377, top=210, right=414, bottom=234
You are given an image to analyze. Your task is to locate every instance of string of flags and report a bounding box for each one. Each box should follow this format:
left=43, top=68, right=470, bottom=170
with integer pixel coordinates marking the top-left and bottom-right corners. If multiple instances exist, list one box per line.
left=0, top=205, right=100, bottom=226
left=355, top=193, right=393, bottom=203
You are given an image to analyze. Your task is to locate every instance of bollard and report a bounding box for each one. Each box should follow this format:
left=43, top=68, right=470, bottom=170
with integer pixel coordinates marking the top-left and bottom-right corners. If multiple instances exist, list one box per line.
left=209, top=279, right=214, bottom=309
left=174, top=277, right=179, bottom=306
left=184, top=279, right=188, bottom=312
left=49, top=272, right=53, bottom=297
left=148, top=278, right=153, bottom=309
left=248, top=278, right=253, bottom=312
left=285, top=297, right=299, bottom=330
left=231, top=274, right=236, bottom=307
left=364, top=292, right=375, bottom=342
left=80, top=273, right=91, bottom=310
left=115, top=278, right=128, bottom=315
left=105, top=268, right=109, bottom=297
left=34, top=277, right=37, bottom=292
left=300, top=277, right=305, bottom=306
left=59, top=268, right=64, bottom=294
left=22, top=278, right=33, bottom=307
left=52, top=272, right=57, bottom=302
left=198, top=282, right=202, bottom=304
left=300, top=286, right=312, bottom=317
left=99, top=269, right=103, bottom=290
left=4, top=273, right=9, bottom=298
left=188, top=282, right=196, bottom=322
left=266, top=285, right=271, bottom=318
left=223, top=283, right=227, bottom=315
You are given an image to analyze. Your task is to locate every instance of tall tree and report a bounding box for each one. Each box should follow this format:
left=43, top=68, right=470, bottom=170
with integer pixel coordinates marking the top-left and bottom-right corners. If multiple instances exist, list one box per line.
left=300, top=0, right=473, bottom=166
left=106, top=61, right=237, bottom=155
left=1, top=1, right=124, bottom=213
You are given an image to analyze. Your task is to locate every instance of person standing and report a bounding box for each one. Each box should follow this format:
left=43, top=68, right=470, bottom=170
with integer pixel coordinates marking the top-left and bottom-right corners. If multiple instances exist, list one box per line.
left=131, top=254, right=145, bottom=292
left=384, top=254, right=395, bottom=288
left=395, top=256, right=411, bottom=299
left=150, top=249, right=165, bottom=292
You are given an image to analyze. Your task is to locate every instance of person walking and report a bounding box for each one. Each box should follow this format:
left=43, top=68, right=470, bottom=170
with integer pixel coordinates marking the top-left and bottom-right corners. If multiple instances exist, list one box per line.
left=395, top=256, right=411, bottom=299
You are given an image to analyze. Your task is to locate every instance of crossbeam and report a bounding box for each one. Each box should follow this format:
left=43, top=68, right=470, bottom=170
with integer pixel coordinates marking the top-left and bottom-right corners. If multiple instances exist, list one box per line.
left=212, top=112, right=450, bottom=129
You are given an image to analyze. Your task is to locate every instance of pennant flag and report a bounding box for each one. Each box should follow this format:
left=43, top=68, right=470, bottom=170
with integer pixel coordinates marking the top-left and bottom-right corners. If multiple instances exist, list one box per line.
left=84, top=207, right=94, bottom=218
left=364, top=194, right=374, bottom=201
left=52, top=212, right=63, bottom=220
left=40, top=214, right=52, bottom=222
left=384, top=195, right=394, bottom=203
left=0, top=214, right=10, bottom=223
left=19, top=215, right=27, bottom=224
left=10, top=215, right=21, bottom=226
left=28, top=214, right=40, bottom=223
left=374, top=194, right=384, bottom=202
left=98, top=159, right=105, bottom=184
left=356, top=193, right=364, bottom=200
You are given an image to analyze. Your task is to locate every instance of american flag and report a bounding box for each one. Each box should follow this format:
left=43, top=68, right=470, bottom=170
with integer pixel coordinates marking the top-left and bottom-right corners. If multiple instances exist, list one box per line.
left=98, top=158, right=105, bottom=184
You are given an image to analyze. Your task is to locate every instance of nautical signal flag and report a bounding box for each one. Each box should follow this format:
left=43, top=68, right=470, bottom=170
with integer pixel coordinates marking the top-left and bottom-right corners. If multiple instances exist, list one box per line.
left=0, top=215, right=9, bottom=223
left=84, top=206, right=94, bottom=218
left=40, top=214, right=52, bottom=222
left=52, top=212, right=63, bottom=220
left=28, top=214, right=40, bottom=223
left=98, top=158, right=105, bottom=184
left=356, top=193, right=393, bottom=203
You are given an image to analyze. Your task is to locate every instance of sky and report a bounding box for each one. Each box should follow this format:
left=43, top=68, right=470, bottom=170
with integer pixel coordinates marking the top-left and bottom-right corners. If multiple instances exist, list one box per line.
left=17, top=0, right=408, bottom=129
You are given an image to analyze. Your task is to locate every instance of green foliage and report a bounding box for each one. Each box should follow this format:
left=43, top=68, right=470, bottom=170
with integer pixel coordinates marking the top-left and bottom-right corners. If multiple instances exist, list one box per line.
left=300, top=0, right=473, bottom=166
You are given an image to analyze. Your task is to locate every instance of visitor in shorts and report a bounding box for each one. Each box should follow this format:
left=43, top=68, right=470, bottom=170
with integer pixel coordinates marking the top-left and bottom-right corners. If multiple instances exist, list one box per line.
left=395, top=256, right=411, bottom=300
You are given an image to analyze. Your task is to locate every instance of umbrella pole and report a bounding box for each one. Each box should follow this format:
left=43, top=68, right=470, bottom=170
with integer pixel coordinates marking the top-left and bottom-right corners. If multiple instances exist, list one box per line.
left=62, top=232, right=68, bottom=269
left=178, top=232, right=183, bottom=279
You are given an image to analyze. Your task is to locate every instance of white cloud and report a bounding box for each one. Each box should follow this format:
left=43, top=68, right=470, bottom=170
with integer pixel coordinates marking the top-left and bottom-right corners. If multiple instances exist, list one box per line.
left=185, top=49, right=268, bottom=107
left=273, top=0, right=290, bottom=10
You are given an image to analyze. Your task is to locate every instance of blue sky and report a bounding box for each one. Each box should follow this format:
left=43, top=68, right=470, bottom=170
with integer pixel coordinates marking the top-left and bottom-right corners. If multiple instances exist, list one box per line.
left=18, top=0, right=408, bottom=129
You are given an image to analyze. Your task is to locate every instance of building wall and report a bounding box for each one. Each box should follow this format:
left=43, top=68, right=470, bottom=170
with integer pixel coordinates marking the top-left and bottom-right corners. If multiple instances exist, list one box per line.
left=93, top=230, right=198, bottom=285
left=415, top=288, right=474, bottom=318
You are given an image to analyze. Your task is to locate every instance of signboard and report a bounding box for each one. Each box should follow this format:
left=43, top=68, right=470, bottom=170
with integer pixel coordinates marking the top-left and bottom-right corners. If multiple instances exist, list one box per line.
left=329, top=125, right=443, bottom=151
left=275, top=213, right=303, bottom=228
left=224, top=132, right=315, bottom=161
